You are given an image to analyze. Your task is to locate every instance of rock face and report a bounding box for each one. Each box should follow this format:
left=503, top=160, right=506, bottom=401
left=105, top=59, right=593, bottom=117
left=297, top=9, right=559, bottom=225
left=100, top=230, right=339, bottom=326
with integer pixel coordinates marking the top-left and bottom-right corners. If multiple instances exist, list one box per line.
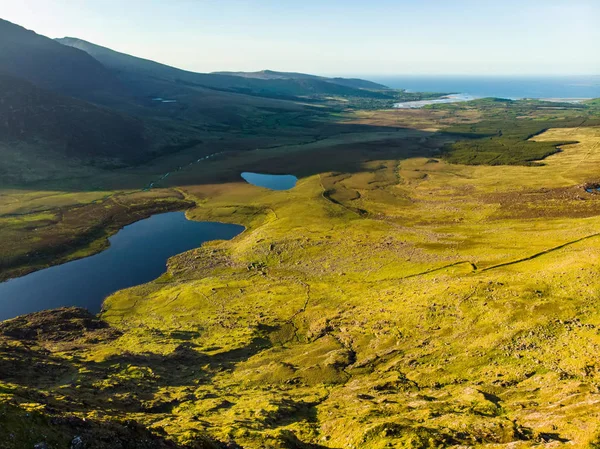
left=0, top=307, right=120, bottom=343
left=70, top=436, right=84, bottom=449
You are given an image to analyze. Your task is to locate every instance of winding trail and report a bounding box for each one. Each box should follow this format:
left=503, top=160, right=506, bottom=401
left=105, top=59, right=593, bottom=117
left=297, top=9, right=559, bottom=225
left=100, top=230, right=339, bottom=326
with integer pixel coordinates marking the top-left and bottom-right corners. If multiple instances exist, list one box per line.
left=143, top=152, right=224, bottom=191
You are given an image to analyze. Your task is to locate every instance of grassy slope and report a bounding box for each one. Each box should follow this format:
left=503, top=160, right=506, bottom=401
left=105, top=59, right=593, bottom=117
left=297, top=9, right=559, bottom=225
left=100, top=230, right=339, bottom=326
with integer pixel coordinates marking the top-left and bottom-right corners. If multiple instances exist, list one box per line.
left=102, top=126, right=600, bottom=448
left=3, top=102, right=600, bottom=447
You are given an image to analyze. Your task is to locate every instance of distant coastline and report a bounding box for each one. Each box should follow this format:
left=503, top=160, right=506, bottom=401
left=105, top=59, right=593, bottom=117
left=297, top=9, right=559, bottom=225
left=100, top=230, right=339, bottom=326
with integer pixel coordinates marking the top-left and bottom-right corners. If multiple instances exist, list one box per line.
left=368, top=75, right=600, bottom=100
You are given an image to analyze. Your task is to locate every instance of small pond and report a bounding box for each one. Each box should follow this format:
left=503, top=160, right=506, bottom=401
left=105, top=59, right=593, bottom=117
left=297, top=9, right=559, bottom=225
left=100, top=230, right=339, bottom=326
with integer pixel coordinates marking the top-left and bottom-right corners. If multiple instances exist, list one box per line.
left=241, top=172, right=297, bottom=190
left=0, top=212, right=244, bottom=321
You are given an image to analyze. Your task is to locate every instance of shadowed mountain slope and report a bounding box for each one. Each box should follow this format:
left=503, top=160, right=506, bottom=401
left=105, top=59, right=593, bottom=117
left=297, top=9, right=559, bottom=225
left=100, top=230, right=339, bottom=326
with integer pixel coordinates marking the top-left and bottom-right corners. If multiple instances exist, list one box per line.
left=54, top=36, right=322, bottom=129
left=0, top=73, right=147, bottom=160
left=0, top=19, right=125, bottom=102
left=0, top=73, right=154, bottom=185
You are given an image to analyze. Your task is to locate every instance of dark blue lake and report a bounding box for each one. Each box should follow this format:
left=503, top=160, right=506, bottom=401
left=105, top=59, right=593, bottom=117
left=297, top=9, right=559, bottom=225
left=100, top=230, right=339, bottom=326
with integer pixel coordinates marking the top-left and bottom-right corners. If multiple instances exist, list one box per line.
left=0, top=212, right=244, bottom=321
left=368, top=75, right=600, bottom=99
left=241, top=172, right=297, bottom=190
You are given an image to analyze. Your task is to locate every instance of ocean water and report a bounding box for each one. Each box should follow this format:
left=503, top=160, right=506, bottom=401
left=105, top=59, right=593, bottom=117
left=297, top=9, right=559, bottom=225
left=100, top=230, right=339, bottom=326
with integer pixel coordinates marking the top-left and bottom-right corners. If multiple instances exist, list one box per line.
left=368, top=75, right=600, bottom=99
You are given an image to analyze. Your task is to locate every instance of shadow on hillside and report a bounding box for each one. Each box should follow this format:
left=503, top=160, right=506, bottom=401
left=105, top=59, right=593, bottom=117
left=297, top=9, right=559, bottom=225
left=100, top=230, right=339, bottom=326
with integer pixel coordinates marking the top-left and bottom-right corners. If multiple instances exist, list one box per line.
left=0, top=331, right=270, bottom=414
left=3, top=121, right=452, bottom=192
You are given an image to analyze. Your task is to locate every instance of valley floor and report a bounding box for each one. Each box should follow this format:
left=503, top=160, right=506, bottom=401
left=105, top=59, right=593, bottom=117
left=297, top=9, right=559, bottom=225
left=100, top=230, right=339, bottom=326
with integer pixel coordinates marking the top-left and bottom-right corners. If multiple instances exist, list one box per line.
left=2, top=103, right=600, bottom=448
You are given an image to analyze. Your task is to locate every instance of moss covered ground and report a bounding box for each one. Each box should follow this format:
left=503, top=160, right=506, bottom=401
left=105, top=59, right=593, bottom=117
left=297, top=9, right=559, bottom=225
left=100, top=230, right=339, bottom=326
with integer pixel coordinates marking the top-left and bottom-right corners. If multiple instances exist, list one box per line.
left=2, top=101, right=600, bottom=448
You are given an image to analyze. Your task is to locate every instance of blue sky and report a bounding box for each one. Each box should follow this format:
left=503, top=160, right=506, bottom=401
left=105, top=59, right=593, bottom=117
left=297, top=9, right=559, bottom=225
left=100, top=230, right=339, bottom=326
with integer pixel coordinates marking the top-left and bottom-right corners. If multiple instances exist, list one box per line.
left=2, top=0, right=599, bottom=76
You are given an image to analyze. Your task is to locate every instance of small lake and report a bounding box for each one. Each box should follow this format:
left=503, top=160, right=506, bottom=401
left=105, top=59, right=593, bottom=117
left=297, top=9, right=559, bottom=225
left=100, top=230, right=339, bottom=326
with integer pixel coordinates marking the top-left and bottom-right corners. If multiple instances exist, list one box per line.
left=0, top=212, right=244, bottom=321
left=241, top=172, right=297, bottom=190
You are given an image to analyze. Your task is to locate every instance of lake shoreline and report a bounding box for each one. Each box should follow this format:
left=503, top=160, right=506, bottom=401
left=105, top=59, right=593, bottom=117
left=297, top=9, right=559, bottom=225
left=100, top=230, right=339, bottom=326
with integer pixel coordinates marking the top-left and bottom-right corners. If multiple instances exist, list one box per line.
left=0, top=197, right=196, bottom=284
left=0, top=212, right=245, bottom=321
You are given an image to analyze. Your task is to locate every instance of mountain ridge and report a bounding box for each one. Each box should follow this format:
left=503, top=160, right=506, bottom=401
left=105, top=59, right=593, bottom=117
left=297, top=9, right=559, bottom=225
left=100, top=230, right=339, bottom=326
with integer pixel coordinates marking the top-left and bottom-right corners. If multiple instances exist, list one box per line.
left=211, top=69, right=390, bottom=90
left=56, top=37, right=397, bottom=101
